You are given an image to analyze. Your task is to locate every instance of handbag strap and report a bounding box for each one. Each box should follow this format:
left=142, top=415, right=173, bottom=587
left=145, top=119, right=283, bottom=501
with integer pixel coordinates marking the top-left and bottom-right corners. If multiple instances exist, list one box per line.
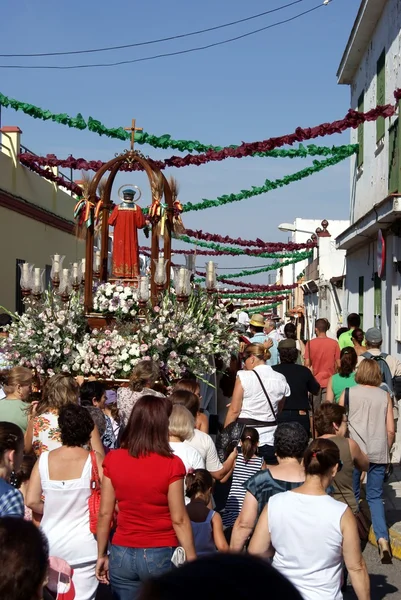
left=252, top=369, right=277, bottom=424
left=90, top=450, right=100, bottom=491
left=344, top=387, right=350, bottom=414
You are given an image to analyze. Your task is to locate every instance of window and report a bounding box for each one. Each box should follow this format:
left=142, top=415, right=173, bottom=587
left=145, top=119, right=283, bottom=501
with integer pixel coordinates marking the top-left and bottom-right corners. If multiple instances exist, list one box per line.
left=389, top=119, right=399, bottom=193
left=15, top=259, right=25, bottom=315
left=376, top=49, right=386, bottom=142
left=374, top=272, right=382, bottom=329
left=358, top=276, right=364, bottom=330
left=357, top=91, right=364, bottom=167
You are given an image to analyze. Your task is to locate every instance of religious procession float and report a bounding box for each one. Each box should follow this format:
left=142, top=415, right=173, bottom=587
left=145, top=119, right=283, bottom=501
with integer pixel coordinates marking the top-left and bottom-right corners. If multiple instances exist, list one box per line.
left=1, top=125, right=239, bottom=387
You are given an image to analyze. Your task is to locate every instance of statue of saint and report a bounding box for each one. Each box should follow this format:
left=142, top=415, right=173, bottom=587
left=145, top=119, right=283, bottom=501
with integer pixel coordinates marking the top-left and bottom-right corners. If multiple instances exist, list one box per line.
left=109, top=186, right=147, bottom=279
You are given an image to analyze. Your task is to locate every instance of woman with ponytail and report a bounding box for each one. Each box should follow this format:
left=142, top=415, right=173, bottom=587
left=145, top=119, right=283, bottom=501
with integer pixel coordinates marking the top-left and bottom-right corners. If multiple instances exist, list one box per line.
left=249, top=438, right=370, bottom=600
left=224, top=343, right=290, bottom=464
left=222, top=427, right=263, bottom=531
left=186, top=469, right=228, bottom=556
left=326, top=347, right=358, bottom=403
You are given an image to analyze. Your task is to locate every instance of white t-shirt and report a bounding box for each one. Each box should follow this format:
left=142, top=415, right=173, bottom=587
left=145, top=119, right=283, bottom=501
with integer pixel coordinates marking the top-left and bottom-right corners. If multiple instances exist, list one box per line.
left=169, top=441, right=205, bottom=472
left=186, top=429, right=222, bottom=473
left=269, top=491, right=347, bottom=600
left=237, top=365, right=290, bottom=446
left=169, top=441, right=205, bottom=505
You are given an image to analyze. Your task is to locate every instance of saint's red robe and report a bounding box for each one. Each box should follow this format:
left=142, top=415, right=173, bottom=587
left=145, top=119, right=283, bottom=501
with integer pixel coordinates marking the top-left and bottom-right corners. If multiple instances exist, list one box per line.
left=109, top=205, right=146, bottom=278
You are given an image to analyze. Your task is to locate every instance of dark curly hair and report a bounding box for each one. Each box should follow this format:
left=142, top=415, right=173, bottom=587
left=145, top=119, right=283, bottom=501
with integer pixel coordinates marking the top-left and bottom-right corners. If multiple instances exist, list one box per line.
left=278, top=347, right=299, bottom=364
left=274, top=422, right=309, bottom=459
left=80, top=381, right=106, bottom=407
left=0, top=517, right=49, bottom=600
left=58, top=403, right=94, bottom=447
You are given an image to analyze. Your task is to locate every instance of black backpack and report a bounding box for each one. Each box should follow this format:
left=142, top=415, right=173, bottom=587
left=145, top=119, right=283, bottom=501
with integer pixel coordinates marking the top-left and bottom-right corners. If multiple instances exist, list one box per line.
left=362, top=352, right=401, bottom=398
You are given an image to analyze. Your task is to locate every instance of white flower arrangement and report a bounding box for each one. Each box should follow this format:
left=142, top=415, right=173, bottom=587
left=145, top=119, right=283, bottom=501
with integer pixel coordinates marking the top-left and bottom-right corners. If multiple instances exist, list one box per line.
left=93, top=282, right=140, bottom=319
left=1, top=290, right=238, bottom=382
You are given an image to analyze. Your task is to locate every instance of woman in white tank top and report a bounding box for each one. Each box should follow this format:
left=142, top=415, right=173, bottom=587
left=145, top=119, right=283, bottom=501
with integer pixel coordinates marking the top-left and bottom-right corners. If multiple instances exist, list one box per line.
left=27, top=403, right=103, bottom=600
left=249, top=438, right=370, bottom=600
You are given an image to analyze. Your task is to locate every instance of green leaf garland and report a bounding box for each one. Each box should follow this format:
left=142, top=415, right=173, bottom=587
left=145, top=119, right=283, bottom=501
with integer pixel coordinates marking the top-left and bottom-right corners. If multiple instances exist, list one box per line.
left=182, top=146, right=356, bottom=213
left=179, top=236, right=313, bottom=260
left=0, top=91, right=357, bottom=159
left=248, top=302, right=281, bottom=314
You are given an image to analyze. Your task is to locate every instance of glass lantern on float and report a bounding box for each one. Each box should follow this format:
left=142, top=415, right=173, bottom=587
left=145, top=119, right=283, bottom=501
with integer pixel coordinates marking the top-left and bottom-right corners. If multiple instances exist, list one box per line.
left=50, top=254, right=65, bottom=289
left=185, top=254, right=196, bottom=274
left=173, top=267, right=191, bottom=303
left=32, top=267, right=45, bottom=300
left=138, top=276, right=150, bottom=312
left=94, top=250, right=101, bottom=279
left=59, top=268, right=72, bottom=302
left=70, top=262, right=84, bottom=292
left=19, top=262, right=34, bottom=298
left=205, top=261, right=217, bottom=295
left=153, top=257, right=169, bottom=295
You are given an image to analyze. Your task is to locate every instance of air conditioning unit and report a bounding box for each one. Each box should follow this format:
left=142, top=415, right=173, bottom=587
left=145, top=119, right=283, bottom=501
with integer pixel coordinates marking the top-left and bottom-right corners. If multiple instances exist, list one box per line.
left=395, top=297, right=401, bottom=342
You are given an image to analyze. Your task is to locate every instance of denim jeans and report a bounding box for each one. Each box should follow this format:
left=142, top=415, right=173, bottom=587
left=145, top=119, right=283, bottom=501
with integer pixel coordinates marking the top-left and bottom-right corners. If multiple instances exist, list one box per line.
left=109, top=545, right=175, bottom=600
left=353, top=463, right=388, bottom=542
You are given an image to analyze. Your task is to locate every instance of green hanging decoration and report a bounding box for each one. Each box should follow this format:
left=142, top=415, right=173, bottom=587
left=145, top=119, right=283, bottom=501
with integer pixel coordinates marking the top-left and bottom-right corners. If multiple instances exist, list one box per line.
left=182, top=146, right=356, bottom=213
left=195, top=264, right=294, bottom=282
left=179, top=236, right=313, bottom=260
left=220, top=290, right=289, bottom=299
left=0, top=91, right=357, bottom=158
left=247, top=302, right=281, bottom=314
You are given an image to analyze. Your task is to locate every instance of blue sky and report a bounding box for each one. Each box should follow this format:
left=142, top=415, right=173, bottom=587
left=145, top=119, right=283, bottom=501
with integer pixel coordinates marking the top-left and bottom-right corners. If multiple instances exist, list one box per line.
left=0, top=0, right=360, bottom=282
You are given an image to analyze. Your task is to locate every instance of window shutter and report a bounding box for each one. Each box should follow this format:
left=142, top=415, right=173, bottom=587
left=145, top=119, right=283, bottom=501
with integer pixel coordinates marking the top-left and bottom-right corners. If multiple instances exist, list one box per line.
left=358, top=276, right=364, bottom=330
left=376, top=50, right=386, bottom=142
left=357, top=92, right=364, bottom=167
left=389, top=119, right=399, bottom=193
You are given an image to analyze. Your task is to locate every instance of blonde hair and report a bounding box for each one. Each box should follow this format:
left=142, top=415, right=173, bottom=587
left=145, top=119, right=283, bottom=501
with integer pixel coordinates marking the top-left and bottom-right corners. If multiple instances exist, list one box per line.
left=355, top=358, right=383, bottom=387
left=243, top=343, right=271, bottom=362
left=169, top=404, right=194, bottom=442
left=0, top=367, right=32, bottom=395
left=35, top=374, right=79, bottom=416
left=130, top=360, right=160, bottom=392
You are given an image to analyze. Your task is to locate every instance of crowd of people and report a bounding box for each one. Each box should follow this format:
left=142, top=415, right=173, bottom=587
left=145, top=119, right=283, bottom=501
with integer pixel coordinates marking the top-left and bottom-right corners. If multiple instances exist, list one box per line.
left=0, top=309, right=399, bottom=600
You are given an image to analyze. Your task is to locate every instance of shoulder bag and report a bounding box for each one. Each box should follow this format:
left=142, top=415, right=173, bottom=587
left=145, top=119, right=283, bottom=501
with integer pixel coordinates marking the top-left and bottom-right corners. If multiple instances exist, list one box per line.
left=88, top=450, right=101, bottom=535
left=215, top=369, right=277, bottom=462
left=250, top=369, right=277, bottom=424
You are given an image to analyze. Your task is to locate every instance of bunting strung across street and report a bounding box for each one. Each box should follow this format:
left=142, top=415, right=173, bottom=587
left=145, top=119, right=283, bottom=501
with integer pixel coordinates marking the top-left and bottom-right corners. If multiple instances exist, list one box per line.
left=1, top=88, right=398, bottom=159
left=18, top=143, right=359, bottom=173
left=19, top=151, right=355, bottom=215
left=184, top=229, right=316, bottom=250
left=247, top=302, right=281, bottom=314
left=178, top=236, right=313, bottom=260
left=219, top=291, right=290, bottom=299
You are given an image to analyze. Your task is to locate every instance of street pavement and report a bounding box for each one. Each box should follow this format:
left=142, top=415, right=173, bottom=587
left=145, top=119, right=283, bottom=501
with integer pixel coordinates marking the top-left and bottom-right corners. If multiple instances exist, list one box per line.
left=344, top=543, right=400, bottom=599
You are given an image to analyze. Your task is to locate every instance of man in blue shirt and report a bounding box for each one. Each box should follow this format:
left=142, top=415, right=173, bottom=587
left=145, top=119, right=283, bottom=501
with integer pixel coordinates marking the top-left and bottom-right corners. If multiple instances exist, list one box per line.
left=249, top=314, right=277, bottom=366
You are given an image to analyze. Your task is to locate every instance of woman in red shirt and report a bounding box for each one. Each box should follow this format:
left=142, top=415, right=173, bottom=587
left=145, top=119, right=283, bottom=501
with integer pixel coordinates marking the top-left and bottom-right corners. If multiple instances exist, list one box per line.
left=96, top=395, right=196, bottom=599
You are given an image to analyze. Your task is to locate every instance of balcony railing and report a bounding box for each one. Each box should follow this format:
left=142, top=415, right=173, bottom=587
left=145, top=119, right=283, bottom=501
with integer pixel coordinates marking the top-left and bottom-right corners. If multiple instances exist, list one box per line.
left=304, top=258, right=319, bottom=281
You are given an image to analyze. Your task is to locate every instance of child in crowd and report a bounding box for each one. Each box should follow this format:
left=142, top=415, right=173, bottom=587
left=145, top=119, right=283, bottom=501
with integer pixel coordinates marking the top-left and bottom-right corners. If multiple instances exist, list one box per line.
left=186, top=469, right=228, bottom=556
left=102, top=390, right=121, bottom=450
left=222, top=428, right=264, bottom=530
left=15, top=453, right=36, bottom=520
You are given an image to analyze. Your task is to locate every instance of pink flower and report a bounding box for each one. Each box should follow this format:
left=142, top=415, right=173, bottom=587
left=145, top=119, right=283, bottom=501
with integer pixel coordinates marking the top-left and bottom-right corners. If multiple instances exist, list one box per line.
left=153, top=306, right=161, bottom=313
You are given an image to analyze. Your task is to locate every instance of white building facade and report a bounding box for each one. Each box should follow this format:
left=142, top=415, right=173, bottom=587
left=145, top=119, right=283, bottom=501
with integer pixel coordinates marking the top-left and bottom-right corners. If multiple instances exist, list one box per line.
left=336, top=0, right=401, bottom=356
left=278, top=218, right=349, bottom=338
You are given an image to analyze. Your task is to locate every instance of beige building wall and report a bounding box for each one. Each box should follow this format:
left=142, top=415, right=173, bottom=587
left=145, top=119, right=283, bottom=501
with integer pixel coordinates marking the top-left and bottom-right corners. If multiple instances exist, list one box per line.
left=0, top=206, right=84, bottom=311
left=0, top=126, right=84, bottom=312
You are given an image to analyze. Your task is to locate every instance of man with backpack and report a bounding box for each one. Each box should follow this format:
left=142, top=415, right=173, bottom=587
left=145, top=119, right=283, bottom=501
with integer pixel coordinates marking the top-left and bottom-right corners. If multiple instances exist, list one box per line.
left=361, top=328, right=401, bottom=395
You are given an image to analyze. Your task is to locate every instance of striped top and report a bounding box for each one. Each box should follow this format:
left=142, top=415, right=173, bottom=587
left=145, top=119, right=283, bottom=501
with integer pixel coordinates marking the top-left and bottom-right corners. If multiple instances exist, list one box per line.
left=222, top=453, right=263, bottom=527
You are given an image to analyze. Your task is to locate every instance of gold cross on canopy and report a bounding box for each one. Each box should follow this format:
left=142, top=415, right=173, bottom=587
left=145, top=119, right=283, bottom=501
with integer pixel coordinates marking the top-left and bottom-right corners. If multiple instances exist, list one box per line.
left=124, top=118, right=143, bottom=151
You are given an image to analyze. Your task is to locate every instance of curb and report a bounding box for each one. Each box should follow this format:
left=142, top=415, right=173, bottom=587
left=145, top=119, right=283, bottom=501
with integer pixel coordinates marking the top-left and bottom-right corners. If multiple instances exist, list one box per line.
left=368, top=526, right=401, bottom=561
